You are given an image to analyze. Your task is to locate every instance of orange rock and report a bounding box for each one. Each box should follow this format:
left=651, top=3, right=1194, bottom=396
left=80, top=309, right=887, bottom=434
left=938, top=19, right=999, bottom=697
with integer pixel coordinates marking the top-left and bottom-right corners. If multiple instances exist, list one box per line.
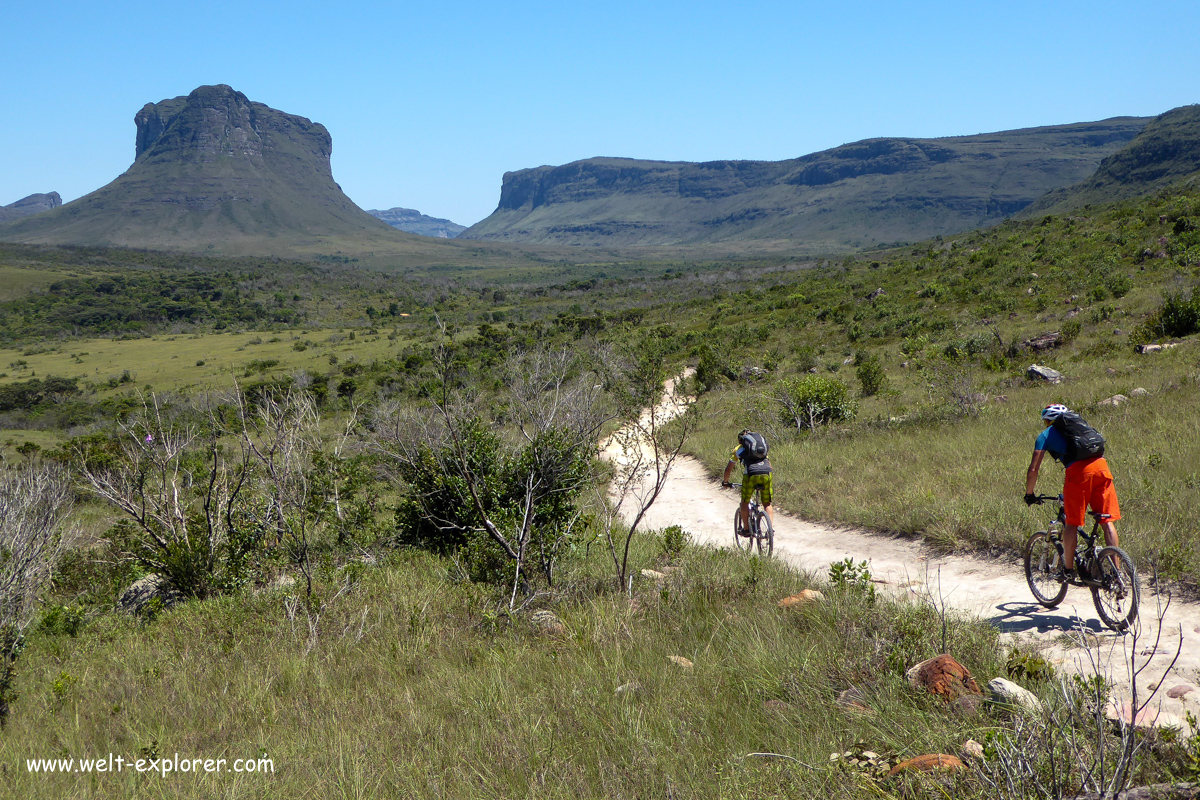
left=777, top=589, right=825, bottom=609
left=886, top=754, right=965, bottom=778
left=906, top=654, right=982, bottom=702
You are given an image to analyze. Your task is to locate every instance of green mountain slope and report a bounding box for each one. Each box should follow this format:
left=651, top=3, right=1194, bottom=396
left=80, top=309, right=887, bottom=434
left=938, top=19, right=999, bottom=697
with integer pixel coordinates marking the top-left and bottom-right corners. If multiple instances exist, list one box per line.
left=1023, top=104, right=1200, bottom=215
left=0, top=86, right=464, bottom=261
left=460, top=118, right=1149, bottom=251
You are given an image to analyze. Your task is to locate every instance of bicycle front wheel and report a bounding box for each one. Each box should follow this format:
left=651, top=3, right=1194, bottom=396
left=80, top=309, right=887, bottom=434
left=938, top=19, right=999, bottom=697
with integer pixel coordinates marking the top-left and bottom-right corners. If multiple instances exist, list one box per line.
left=1091, top=546, right=1140, bottom=633
left=753, top=508, right=774, bottom=556
left=1024, top=531, right=1067, bottom=608
left=733, top=509, right=753, bottom=553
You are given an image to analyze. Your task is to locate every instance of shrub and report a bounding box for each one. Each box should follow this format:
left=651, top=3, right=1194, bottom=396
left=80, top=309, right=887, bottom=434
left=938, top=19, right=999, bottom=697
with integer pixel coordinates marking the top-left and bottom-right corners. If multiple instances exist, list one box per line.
left=1132, top=288, right=1200, bottom=343
left=772, top=375, right=857, bottom=432
left=854, top=352, right=888, bottom=397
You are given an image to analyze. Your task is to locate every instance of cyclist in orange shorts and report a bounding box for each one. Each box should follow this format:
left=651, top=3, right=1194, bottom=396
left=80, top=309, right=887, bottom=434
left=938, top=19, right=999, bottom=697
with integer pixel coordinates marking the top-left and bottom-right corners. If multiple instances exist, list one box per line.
left=1024, top=403, right=1120, bottom=581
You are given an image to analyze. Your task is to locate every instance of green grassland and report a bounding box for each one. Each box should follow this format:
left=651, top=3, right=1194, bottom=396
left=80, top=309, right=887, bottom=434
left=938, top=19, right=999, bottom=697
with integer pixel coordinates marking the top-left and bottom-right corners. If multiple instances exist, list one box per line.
left=10, top=538, right=1190, bottom=800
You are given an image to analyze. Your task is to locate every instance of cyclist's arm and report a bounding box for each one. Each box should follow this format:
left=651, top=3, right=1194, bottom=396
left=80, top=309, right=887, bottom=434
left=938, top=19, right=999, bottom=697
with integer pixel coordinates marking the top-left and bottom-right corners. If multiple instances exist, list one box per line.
left=1025, top=449, right=1047, bottom=495
left=721, top=459, right=736, bottom=485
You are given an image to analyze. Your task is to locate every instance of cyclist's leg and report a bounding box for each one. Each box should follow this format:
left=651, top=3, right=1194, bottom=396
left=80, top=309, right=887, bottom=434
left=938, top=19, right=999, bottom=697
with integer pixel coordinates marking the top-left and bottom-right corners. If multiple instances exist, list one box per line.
left=1087, top=463, right=1121, bottom=548
left=758, top=474, right=775, bottom=527
left=1061, top=467, right=1088, bottom=568
left=739, top=479, right=754, bottom=531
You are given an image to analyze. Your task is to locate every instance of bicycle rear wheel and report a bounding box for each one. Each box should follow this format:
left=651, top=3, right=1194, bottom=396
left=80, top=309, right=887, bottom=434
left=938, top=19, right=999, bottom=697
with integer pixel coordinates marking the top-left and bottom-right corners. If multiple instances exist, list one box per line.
left=1091, top=546, right=1140, bottom=633
left=733, top=509, right=753, bottom=552
left=1024, top=531, right=1068, bottom=608
left=753, top=508, right=774, bottom=556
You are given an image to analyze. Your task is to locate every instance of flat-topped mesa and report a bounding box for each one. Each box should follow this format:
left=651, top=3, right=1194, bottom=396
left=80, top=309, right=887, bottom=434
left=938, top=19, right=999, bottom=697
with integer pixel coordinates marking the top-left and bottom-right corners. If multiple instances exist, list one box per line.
left=0, top=84, right=398, bottom=253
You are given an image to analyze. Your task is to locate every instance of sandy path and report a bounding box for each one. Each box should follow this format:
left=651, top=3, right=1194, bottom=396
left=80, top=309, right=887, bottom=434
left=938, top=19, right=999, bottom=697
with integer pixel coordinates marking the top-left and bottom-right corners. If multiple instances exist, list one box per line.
left=609, top=378, right=1200, bottom=729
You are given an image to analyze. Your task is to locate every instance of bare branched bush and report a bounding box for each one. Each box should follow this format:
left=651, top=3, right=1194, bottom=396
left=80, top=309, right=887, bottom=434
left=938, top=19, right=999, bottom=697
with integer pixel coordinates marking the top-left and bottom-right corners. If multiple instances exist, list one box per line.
left=0, top=464, right=74, bottom=724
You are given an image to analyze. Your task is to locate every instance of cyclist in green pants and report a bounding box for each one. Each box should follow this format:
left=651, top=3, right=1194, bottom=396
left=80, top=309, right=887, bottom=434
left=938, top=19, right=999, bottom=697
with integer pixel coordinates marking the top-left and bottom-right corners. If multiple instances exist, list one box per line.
left=721, top=429, right=775, bottom=533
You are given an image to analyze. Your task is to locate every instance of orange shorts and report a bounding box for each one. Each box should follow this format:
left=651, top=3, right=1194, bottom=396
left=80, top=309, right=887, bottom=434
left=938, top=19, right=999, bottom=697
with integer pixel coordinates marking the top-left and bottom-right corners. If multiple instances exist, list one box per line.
left=1063, top=457, right=1120, bottom=528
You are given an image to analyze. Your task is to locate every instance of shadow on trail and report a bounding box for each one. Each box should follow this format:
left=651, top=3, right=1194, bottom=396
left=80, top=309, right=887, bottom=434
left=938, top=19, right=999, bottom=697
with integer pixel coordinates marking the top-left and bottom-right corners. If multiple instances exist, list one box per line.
left=989, top=601, right=1104, bottom=635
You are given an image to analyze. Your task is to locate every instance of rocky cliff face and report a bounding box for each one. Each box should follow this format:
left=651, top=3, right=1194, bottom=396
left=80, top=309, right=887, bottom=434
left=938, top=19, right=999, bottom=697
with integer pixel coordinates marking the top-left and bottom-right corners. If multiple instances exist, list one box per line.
left=462, top=118, right=1150, bottom=250
left=1026, top=105, right=1200, bottom=215
left=0, top=192, right=61, bottom=223
left=367, top=207, right=466, bottom=238
left=0, top=85, right=400, bottom=253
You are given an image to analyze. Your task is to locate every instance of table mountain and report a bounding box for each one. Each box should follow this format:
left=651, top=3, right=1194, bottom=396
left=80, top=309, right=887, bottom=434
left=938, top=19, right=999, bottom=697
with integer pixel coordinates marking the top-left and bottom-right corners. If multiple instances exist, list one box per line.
left=1023, top=105, right=1200, bottom=216
left=367, top=207, right=466, bottom=238
left=460, top=118, right=1149, bottom=251
left=0, top=192, right=61, bottom=223
left=0, top=85, right=408, bottom=255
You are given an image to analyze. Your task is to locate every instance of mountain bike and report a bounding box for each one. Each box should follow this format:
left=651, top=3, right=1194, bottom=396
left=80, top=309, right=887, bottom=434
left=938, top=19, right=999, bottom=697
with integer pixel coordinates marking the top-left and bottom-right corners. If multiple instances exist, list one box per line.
left=1024, top=494, right=1140, bottom=632
left=728, top=483, right=774, bottom=556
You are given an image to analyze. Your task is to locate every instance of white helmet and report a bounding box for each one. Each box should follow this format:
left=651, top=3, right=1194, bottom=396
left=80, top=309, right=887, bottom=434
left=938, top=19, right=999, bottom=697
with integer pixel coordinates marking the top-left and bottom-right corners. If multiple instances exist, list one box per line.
left=1041, top=403, right=1069, bottom=421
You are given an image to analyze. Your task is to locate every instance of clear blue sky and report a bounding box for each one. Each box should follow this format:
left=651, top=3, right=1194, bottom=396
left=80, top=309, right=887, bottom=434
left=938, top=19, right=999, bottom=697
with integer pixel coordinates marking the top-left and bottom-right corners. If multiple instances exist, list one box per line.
left=3, top=0, right=1197, bottom=227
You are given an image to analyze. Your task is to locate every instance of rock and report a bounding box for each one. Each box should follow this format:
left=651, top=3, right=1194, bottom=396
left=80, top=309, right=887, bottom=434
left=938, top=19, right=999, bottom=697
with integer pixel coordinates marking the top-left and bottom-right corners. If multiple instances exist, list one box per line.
left=640, top=569, right=667, bottom=583
left=740, top=366, right=769, bottom=381
left=843, top=357, right=854, bottom=365
left=117, top=574, right=182, bottom=615
left=993, top=394, right=1009, bottom=403
left=1027, top=364, right=1064, bottom=384
left=1106, top=700, right=1188, bottom=732
left=900, top=360, right=909, bottom=368
left=1023, top=332, right=1064, bottom=351
left=1138, top=343, right=1179, bottom=354
left=1065, top=309, right=1080, bottom=319
left=949, top=694, right=984, bottom=717
left=1114, top=329, right=1124, bottom=336
left=777, top=589, right=825, bottom=609
left=1107, top=367, right=1118, bottom=376
left=1168, top=684, right=1196, bottom=699
left=867, top=288, right=886, bottom=300
left=530, top=609, right=566, bottom=637
left=1131, top=387, right=1151, bottom=397
left=907, top=654, right=983, bottom=702
left=1098, top=394, right=1130, bottom=407
left=1030, top=272, right=1040, bottom=279
left=614, top=681, right=643, bottom=699
left=668, top=655, right=693, bottom=670
left=837, top=687, right=877, bottom=716
left=886, top=754, right=965, bottom=778
left=988, top=677, right=1044, bottom=713
left=962, top=739, right=984, bottom=760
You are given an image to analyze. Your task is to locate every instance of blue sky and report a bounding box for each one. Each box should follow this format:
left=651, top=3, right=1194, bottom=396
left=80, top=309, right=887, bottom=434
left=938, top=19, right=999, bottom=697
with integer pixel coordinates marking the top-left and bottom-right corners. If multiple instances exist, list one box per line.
left=2, top=0, right=1197, bottom=226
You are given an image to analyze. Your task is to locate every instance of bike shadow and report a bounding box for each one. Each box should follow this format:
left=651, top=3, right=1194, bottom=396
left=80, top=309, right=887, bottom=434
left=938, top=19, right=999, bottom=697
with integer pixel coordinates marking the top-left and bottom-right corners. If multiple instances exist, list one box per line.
left=988, top=601, right=1104, bottom=635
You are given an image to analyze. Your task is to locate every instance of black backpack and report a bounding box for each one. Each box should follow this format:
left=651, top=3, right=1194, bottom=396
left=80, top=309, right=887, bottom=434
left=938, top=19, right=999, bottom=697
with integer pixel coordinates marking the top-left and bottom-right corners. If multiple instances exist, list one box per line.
left=1053, top=411, right=1106, bottom=461
left=739, top=431, right=769, bottom=462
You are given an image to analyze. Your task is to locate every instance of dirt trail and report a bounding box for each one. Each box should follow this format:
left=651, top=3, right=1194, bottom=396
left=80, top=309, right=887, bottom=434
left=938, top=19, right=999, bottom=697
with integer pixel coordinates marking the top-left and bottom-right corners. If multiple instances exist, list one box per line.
left=613, top=378, right=1200, bottom=730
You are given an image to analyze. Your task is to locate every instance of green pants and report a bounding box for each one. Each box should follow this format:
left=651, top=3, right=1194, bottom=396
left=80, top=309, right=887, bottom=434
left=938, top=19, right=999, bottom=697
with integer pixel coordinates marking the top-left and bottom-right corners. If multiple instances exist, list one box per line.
left=740, top=474, right=772, bottom=504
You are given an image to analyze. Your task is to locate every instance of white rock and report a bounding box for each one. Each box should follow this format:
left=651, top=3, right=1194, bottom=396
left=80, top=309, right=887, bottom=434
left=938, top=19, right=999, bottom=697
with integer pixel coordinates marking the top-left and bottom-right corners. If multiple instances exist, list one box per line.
left=988, top=677, right=1043, bottom=714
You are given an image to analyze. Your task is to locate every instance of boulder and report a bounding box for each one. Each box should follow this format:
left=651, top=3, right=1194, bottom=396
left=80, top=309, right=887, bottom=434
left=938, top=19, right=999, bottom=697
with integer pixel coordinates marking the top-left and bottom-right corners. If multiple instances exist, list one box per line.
left=1098, top=394, right=1130, bottom=407
left=777, top=589, right=825, bottom=609
left=668, top=655, right=694, bottom=670
left=867, top=288, right=886, bottom=300
left=117, top=574, right=182, bottom=615
left=1168, top=684, right=1195, bottom=699
left=1023, top=331, right=1063, bottom=351
left=961, top=739, right=985, bottom=760
left=906, top=654, right=983, bottom=702
left=1137, top=343, right=1179, bottom=354
left=1027, top=364, right=1064, bottom=384
left=1131, top=387, right=1151, bottom=397
left=640, top=569, right=668, bottom=583
left=988, top=677, right=1044, bottom=713
left=530, top=609, right=566, bottom=637
left=886, top=754, right=965, bottom=778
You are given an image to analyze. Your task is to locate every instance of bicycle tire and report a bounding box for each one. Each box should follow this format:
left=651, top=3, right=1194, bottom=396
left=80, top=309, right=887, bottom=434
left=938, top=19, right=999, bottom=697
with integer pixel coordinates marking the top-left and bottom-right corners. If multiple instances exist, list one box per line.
left=1091, top=546, right=1140, bottom=633
left=754, top=508, right=774, bottom=556
left=733, top=509, right=753, bottom=553
left=1024, top=531, right=1068, bottom=608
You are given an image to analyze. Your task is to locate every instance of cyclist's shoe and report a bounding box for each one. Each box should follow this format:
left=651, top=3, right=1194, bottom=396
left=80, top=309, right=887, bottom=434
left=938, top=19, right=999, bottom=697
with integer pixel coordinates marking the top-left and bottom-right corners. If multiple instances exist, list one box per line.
left=1055, top=567, right=1077, bottom=583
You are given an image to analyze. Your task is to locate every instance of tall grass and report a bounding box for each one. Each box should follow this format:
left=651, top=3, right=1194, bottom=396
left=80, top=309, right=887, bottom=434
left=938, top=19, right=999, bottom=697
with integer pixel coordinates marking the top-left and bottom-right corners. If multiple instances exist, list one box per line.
left=2, top=537, right=1088, bottom=799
